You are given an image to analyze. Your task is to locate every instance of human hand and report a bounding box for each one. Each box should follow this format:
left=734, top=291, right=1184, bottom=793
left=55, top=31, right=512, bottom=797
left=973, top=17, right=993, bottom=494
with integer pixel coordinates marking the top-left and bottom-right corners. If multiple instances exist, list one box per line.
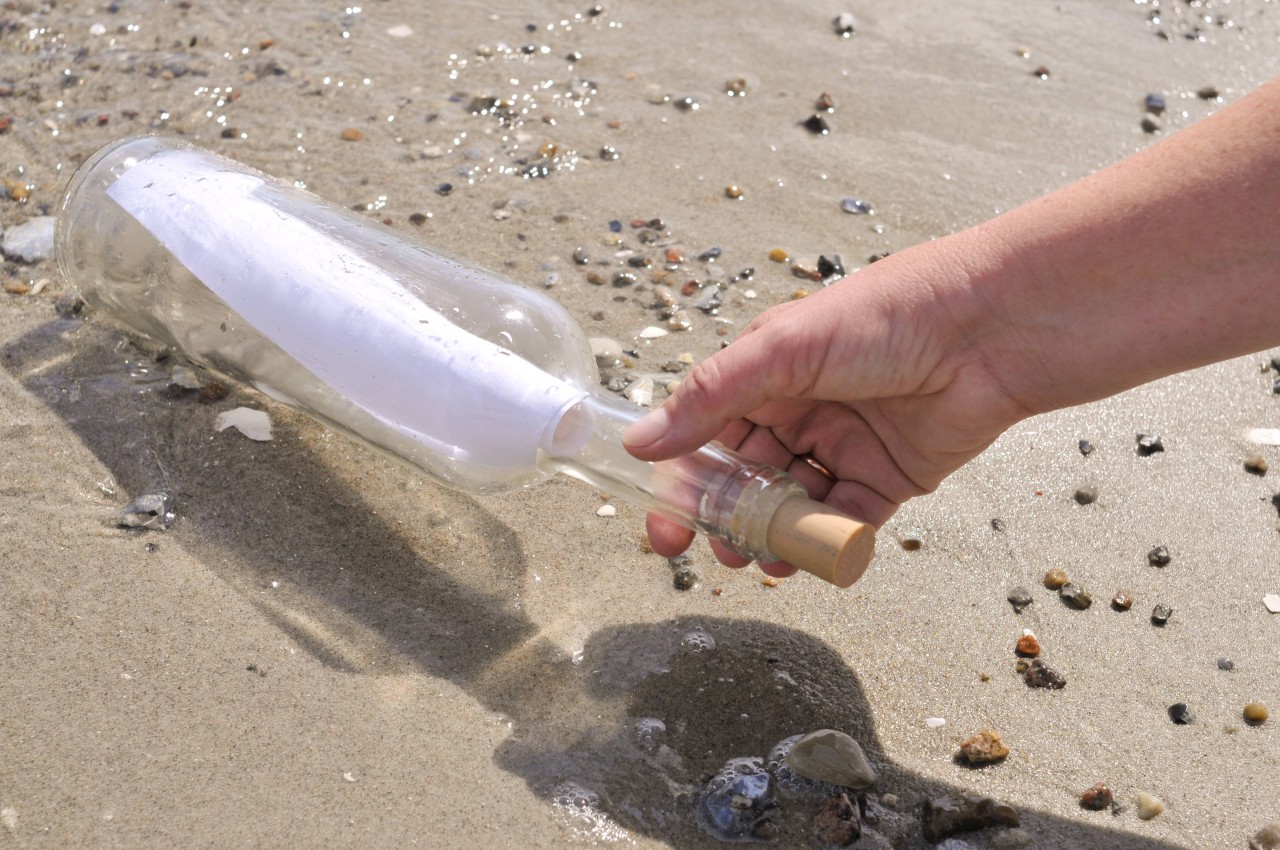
left=623, top=230, right=1034, bottom=577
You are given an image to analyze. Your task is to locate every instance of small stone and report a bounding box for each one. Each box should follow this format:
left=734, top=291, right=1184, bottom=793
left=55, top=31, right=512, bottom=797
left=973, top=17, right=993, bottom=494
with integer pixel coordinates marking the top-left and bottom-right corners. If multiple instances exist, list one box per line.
left=1151, top=604, right=1173, bottom=626
left=724, top=78, right=748, bottom=97
left=673, top=567, right=698, bottom=591
left=899, top=537, right=922, bottom=551
left=408, top=212, right=429, bottom=226
left=785, top=729, right=876, bottom=789
left=803, top=114, right=831, bottom=135
left=1136, top=433, right=1164, bottom=455
left=817, top=255, right=845, bottom=282
left=1059, top=583, right=1092, bottom=609
left=1111, top=592, right=1134, bottom=611
left=1147, top=545, right=1171, bottom=566
left=599, top=145, right=620, bottom=161
left=991, top=518, right=1006, bottom=532
left=1168, top=702, right=1192, bottom=724
left=339, top=127, right=363, bottom=141
left=1, top=216, right=56, bottom=263
left=624, top=378, right=654, bottom=407
left=1079, top=782, right=1113, bottom=811
left=1245, top=455, right=1270, bottom=475
left=1007, top=587, right=1032, bottom=612
left=589, top=337, right=624, bottom=368
left=1073, top=485, right=1098, bottom=505
left=833, top=13, right=857, bottom=36
left=1250, top=822, right=1280, bottom=850
left=1141, top=115, right=1162, bottom=134
left=1078, top=439, right=1094, bottom=456
left=638, top=326, right=668, bottom=339
left=768, top=247, right=789, bottom=263
left=1015, top=634, right=1040, bottom=657
left=814, top=793, right=861, bottom=846
left=698, top=759, right=777, bottom=841
left=1243, top=702, right=1269, bottom=725
left=926, top=717, right=947, bottom=729
left=880, top=794, right=898, bottom=810
left=1197, top=85, right=1220, bottom=100
left=595, top=504, right=616, bottom=517
left=1031, top=66, right=1050, bottom=79
left=1134, top=792, right=1164, bottom=820
left=1043, top=567, right=1069, bottom=589
left=120, top=492, right=176, bottom=530
left=1015, top=659, right=1030, bottom=674
left=956, top=729, right=1009, bottom=765
left=840, top=198, right=873, bottom=215
left=1218, top=656, right=1235, bottom=671
left=921, top=795, right=1020, bottom=843
left=1144, top=93, right=1166, bottom=114
left=1024, top=659, right=1065, bottom=689
left=725, top=185, right=743, bottom=200
left=1263, top=593, right=1280, bottom=613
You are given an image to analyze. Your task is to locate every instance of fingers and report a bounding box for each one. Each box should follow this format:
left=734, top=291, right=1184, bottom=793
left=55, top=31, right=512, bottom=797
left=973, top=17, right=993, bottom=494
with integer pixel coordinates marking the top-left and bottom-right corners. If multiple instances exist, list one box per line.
left=623, top=317, right=813, bottom=461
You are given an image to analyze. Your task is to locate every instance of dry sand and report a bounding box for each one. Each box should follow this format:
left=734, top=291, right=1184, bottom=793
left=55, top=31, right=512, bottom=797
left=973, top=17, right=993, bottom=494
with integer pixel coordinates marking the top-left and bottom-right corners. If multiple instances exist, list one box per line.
left=2, top=1, right=1279, bottom=847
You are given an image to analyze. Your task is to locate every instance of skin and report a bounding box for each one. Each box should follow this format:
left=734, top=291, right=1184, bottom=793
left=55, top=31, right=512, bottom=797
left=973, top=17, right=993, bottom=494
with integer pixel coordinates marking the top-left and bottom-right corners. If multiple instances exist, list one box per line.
left=623, top=76, right=1280, bottom=577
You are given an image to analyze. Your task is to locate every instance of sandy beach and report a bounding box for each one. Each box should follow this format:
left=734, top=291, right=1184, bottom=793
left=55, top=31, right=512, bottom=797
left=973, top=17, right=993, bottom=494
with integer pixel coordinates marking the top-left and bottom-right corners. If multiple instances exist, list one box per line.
left=2, top=1, right=1279, bottom=847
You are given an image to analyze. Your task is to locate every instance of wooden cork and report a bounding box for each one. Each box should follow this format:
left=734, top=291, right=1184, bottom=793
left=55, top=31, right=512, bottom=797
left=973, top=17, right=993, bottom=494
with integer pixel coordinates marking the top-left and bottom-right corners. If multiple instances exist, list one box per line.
left=765, top=496, right=876, bottom=588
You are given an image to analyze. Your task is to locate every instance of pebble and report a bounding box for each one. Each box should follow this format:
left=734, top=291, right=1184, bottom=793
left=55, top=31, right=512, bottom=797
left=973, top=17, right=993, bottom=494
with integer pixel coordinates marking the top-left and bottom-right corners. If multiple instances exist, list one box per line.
left=1245, top=455, right=1270, bottom=475
left=803, top=114, right=831, bottom=135
left=1250, top=822, right=1280, bottom=850
left=991, top=518, right=1006, bottom=532
left=1144, top=93, right=1166, bottom=114
left=1073, top=485, right=1098, bottom=505
left=1151, top=604, right=1173, bottom=626
left=1135, top=792, right=1165, bottom=820
left=1147, top=545, right=1171, bottom=567
left=673, top=567, right=698, bottom=591
left=1141, top=116, right=1162, bottom=134
left=926, top=717, right=947, bottom=729
left=724, top=185, right=743, bottom=200
left=1078, top=439, right=1094, bottom=456
left=1168, top=702, right=1193, bottom=724
left=1136, top=433, right=1164, bottom=455
left=814, top=793, right=861, bottom=846
left=1218, top=656, right=1235, bottom=671
left=784, top=729, right=877, bottom=789
left=817, top=255, right=846, bottom=282
left=1111, top=592, right=1134, bottom=611
left=921, top=795, right=1020, bottom=843
left=697, top=758, right=777, bottom=841
left=595, top=504, right=616, bottom=517
left=1015, top=634, right=1040, bottom=656
left=1079, top=782, right=1113, bottom=811
left=1197, top=85, right=1220, bottom=100
left=624, top=378, right=654, bottom=407
left=833, top=13, right=857, bottom=36
left=840, top=198, right=873, bottom=215
left=1, top=216, right=56, bottom=263
left=1043, top=567, right=1069, bottom=590
left=589, top=337, right=623, bottom=368
left=956, top=729, right=1009, bottom=765
left=1263, top=593, right=1280, bottom=614
left=1243, top=702, right=1269, bottom=724
left=599, top=145, right=620, bottom=161
left=1059, top=583, right=1092, bottom=609
left=638, top=326, right=668, bottom=339
left=1024, top=659, right=1065, bottom=689
left=768, top=247, right=789, bottom=263
left=1007, top=586, right=1033, bottom=613
left=339, top=127, right=363, bottom=141
left=119, top=492, right=176, bottom=530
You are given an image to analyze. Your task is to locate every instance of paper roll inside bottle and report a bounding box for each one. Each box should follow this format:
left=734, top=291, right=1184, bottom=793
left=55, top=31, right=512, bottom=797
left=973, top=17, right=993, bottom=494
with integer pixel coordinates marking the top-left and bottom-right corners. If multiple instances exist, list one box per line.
left=104, top=148, right=590, bottom=476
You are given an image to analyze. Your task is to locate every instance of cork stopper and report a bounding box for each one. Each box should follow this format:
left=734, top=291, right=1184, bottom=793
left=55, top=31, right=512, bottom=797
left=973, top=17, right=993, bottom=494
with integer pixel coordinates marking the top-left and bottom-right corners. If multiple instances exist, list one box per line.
left=765, top=496, right=876, bottom=588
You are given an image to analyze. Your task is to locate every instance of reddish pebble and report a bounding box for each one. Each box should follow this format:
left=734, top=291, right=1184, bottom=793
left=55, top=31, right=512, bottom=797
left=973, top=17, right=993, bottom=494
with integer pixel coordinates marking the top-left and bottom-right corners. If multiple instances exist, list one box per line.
left=680, top=280, right=699, bottom=297
left=630, top=218, right=648, bottom=228
left=956, top=729, right=1009, bottom=765
left=97, top=114, right=110, bottom=125
left=665, top=247, right=685, bottom=264
left=1015, top=635, right=1041, bottom=657
left=0, top=115, right=11, bottom=133
left=1043, top=567, right=1069, bottom=589
left=339, top=127, right=363, bottom=141
left=1080, top=782, right=1113, bottom=810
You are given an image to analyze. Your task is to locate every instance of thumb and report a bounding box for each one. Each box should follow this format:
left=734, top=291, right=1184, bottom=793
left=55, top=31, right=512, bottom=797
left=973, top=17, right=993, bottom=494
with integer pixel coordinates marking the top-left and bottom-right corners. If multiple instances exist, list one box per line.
left=623, top=323, right=801, bottom=460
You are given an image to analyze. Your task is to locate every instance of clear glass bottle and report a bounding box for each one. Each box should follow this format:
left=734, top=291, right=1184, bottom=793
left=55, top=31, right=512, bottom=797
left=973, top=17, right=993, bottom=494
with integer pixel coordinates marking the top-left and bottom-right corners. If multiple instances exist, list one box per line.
left=57, top=136, right=874, bottom=586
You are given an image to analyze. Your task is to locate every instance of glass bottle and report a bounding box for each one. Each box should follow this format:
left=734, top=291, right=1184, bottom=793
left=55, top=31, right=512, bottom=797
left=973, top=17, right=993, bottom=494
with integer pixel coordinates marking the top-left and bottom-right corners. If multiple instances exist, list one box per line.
left=56, top=136, right=874, bottom=586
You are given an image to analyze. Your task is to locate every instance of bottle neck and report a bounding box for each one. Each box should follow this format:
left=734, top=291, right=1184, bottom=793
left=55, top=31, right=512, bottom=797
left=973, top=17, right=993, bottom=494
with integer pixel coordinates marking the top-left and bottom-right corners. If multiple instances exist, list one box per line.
left=543, top=393, right=805, bottom=563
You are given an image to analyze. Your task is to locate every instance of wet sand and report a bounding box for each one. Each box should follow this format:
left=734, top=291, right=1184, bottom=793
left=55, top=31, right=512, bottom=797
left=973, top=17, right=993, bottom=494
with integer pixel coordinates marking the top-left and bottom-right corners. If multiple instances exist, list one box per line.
left=2, top=1, right=1278, bottom=847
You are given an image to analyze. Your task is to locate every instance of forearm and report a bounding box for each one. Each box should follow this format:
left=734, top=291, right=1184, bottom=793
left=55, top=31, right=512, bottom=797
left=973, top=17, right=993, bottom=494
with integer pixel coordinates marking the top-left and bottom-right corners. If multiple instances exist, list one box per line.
left=964, top=77, right=1280, bottom=414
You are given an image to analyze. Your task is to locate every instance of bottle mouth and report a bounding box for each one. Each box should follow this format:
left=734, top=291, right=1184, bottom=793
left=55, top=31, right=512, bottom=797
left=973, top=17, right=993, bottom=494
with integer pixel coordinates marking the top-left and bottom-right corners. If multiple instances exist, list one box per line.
left=543, top=394, right=596, bottom=458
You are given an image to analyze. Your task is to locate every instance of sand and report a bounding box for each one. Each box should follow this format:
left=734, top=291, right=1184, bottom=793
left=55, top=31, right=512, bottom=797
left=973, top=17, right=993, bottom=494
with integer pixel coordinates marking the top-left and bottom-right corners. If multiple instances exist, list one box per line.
left=2, top=1, right=1278, bottom=847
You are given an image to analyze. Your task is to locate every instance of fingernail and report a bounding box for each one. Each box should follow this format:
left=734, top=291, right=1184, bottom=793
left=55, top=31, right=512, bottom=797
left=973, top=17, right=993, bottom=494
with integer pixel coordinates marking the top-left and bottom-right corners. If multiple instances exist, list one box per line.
left=623, top=406, right=672, bottom=449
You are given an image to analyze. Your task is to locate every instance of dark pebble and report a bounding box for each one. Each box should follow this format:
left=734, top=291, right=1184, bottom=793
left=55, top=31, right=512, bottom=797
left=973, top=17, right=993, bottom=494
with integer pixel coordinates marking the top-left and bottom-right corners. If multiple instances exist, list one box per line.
left=817, top=254, right=845, bottom=282
left=921, top=795, right=1020, bottom=843
left=1060, top=583, right=1092, bottom=609
left=407, top=212, right=428, bottom=226
left=814, top=793, right=861, bottom=846
left=608, top=219, right=622, bottom=233
left=1218, top=656, right=1235, bottom=671
left=1168, top=702, right=1193, bottom=724
left=599, top=145, right=620, bottom=161
left=119, top=492, right=176, bottom=530
left=1079, top=439, right=1094, bottom=456
left=1080, top=782, right=1114, bottom=811
left=1025, top=659, right=1066, bottom=689
left=1074, top=485, right=1099, bottom=505
left=1272, top=376, right=1280, bottom=394
left=803, top=114, right=831, bottom=135
left=1147, top=546, right=1171, bottom=567
left=673, top=567, right=698, bottom=591
left=1007, top=586, right=1033, bottom=613
left=1151, top=604, right=1173, bottom=626
left=832, top=13, right=857, bottom=37
left=868, top=251, right=891, bottom=263
left=611, top=271, right=637, bottom=287
left=1032, top=66, right=1050, bottom=79
left=990, top=518, right=1006, bottom=532
left=1141, top=116, right=1162, bottom=134
left=523, top=163, right=550, bottom=179
left=699, top=247, right=722, bottom=261
left=572, top=246, right=590, bottom=265
left=1197, top=85, right=1220, bottom=100
left=840, top=198, right=873, bottom=215
left=1144, top=93, right=1166, bottom=114
left=674, top=95, right=700, bottom=112
left=626, top=255, right=651, bottom=269
left=1245, top=455, right=1269, bottom=476
left=1111, top=592, right=1134, bottom=611
left=1136, top=433, right=1164, bottom=455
